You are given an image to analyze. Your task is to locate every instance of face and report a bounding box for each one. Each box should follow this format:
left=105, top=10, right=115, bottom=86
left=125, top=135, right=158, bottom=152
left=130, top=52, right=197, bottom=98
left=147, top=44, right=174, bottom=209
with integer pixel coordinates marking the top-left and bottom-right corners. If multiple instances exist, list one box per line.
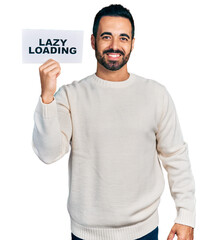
left=91, top=16, right=135, bottom=71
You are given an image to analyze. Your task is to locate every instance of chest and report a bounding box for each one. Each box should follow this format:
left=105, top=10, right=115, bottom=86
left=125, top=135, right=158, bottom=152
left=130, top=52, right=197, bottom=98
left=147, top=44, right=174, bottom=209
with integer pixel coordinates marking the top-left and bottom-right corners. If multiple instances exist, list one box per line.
left=73, top=88, right=158, bottom=142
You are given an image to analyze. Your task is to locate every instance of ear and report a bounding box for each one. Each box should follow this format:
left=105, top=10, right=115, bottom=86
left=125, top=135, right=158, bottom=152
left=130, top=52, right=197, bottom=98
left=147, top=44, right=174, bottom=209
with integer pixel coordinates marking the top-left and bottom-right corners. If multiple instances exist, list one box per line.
left=91, top=34, right=96, bottom=50
left=131, top=38, right=135, bottom=51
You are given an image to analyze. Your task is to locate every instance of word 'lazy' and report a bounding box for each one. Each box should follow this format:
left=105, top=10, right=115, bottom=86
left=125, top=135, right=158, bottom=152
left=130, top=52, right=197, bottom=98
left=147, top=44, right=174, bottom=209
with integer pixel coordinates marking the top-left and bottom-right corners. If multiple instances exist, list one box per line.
left=29, top=38, right=77, bottom=54
left=39, top=39, right=67, bottom=46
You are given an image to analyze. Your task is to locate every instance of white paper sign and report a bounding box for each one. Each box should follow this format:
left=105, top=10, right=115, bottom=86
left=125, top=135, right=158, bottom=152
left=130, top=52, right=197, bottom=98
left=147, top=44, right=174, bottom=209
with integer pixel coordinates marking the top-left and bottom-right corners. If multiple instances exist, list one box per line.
left=22, top=29, right=83, bottom=63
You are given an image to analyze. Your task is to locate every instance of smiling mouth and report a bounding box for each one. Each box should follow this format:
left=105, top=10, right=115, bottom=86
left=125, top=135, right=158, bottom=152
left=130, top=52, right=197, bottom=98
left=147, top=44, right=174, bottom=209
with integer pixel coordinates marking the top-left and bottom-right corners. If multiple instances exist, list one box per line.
left=106, top=53, right=121, bottom=60
left=107, top=53, right=120, bottom=57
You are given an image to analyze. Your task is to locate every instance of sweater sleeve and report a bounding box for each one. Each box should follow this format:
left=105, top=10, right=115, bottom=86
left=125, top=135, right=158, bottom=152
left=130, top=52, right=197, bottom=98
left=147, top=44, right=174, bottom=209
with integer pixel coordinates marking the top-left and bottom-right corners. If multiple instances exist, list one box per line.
left=156, top=86, right=196, bottom=228
left=32, top=85, right=72, bottom=164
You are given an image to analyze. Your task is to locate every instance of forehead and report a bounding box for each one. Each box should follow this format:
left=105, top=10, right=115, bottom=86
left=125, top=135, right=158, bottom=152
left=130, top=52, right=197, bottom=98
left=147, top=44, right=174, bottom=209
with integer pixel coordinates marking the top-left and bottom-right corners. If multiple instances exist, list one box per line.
left=98, top=16, right=132, bottom=36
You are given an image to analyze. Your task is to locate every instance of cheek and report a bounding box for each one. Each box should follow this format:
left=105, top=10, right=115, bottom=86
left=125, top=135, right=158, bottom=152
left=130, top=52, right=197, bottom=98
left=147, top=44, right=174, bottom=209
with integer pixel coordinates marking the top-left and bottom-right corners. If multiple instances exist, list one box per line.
left=124, top=43, right=132, bottom=53
left=97, top=41, right=110, bottom=50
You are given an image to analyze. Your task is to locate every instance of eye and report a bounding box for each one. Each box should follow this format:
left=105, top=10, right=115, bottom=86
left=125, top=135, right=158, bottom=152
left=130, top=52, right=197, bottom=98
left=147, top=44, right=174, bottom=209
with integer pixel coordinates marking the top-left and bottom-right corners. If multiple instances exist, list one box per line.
left=102, top=35, right=111, bottom=40
left=120, top=37, right=128, bottom=42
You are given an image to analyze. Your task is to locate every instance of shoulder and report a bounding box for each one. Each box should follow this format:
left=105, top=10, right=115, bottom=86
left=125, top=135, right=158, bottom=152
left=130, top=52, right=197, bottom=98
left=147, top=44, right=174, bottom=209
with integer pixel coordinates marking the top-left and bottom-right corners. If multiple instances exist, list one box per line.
left=56, top=74, right=92, bottom=92
left=131, top=73, right=167, bottom=94
left=54, top=75, right=94, bottom=105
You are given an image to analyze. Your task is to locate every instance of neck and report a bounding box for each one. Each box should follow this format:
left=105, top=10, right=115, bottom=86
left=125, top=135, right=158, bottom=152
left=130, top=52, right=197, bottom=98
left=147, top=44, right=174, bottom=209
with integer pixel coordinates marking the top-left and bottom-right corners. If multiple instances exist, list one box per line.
left=95, top=63, right=130, bottom=82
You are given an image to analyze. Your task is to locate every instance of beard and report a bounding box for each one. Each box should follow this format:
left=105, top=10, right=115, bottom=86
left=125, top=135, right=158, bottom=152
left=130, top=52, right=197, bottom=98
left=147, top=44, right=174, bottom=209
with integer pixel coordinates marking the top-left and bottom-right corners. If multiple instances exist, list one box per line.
left=95, top=42, right=132, bottom=71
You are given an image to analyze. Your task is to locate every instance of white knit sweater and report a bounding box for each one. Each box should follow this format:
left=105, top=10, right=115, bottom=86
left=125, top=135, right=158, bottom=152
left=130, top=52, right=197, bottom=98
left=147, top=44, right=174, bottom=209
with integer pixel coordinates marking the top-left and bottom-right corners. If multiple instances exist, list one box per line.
left=32, top=73, right=196, bottom=240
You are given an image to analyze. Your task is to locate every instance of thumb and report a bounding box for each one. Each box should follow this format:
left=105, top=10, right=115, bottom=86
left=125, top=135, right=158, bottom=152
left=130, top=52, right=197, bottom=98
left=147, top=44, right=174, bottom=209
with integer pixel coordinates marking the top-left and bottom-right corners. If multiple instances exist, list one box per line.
left=56, top=70, right=61, bottom=78
left=167, top=228, right=176, bottom=240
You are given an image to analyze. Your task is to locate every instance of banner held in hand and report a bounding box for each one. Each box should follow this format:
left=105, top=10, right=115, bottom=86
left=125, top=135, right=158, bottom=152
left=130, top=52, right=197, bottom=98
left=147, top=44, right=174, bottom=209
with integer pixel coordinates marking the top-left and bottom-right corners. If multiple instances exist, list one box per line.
left=22, top=29, right=83, bottom=63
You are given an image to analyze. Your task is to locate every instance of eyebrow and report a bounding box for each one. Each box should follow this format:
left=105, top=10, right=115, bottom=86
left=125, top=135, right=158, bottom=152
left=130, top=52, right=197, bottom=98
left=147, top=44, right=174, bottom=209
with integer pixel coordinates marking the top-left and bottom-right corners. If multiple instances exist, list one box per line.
left=120, top=33, right=130, bottom=39
left=100, top=32, right=130, bottom=39
left=100, top=32, right=112, bottom=37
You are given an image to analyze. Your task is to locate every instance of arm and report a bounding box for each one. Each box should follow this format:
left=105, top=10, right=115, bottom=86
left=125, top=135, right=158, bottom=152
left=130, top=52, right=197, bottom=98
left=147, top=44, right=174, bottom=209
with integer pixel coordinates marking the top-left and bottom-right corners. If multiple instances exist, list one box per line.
left=156, top=86, right=196, bottom=237
left=32, top=59, right=72, bottom=164
left=32, top=87, right=72, bottom=164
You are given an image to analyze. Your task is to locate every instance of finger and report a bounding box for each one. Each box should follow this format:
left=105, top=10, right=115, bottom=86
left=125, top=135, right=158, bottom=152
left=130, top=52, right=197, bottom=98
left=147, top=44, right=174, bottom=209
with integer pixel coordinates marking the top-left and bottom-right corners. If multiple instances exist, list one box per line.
left=47, top=67, right=61, bottom=78
left=177, top=233, right=193, bottom=240
left=39, top=62, right=59, bottom=73
left=43, top=58, right=57, bottom=66
left=40, top=62, right=60, bottom=75
left=178, top=236, right=193, bottom=240
left=56, top=71, right=61, bottom=78
left=39, top=59, right=54, bottom=69
left=39, top=59, right=59, bottom=71
left=167, top=231, right=175, bottom=240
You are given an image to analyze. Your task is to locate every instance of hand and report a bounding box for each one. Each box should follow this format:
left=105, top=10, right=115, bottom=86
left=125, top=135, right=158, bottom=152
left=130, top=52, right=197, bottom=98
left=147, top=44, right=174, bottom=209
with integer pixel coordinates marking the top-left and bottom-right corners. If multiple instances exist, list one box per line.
left=167, top=223, right=194, bottom=240
left=39, top=59, right=61, bottom=104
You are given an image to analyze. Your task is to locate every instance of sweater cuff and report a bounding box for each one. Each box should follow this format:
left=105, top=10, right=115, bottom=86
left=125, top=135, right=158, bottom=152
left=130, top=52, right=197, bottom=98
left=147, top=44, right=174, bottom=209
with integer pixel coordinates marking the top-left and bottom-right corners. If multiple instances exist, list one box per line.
left=174, top=208, right=196, bottom=228
left=35, top=96, right=58, bottom=118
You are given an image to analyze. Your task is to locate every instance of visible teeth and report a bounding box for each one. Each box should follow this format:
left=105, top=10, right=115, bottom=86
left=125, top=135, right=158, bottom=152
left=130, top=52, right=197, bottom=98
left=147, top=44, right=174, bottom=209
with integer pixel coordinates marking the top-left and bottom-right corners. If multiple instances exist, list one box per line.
left=108, top=54, right=120, bottom=58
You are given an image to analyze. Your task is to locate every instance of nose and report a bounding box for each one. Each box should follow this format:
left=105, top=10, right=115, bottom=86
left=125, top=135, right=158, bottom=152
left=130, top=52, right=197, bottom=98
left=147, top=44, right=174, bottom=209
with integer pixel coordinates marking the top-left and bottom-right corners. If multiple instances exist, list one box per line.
left=110, top=37, right=119, bottom=50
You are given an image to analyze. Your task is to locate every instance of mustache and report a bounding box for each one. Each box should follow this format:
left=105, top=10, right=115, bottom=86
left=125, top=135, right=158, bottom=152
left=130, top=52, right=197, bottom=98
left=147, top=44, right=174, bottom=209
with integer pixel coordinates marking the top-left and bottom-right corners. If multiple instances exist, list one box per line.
left=103, top=49, right=124, bottom=55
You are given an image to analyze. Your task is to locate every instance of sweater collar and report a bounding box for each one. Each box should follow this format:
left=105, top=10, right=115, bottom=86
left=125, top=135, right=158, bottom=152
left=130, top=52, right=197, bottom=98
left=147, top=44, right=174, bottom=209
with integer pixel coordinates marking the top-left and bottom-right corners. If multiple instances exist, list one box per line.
left=91, top=73, right=135, bottom=88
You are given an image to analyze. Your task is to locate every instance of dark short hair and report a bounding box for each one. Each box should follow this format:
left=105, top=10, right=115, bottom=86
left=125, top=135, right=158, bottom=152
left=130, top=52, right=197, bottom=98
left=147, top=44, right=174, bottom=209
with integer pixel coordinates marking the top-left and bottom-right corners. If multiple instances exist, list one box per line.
left=93, top=4, right=135, bottom=39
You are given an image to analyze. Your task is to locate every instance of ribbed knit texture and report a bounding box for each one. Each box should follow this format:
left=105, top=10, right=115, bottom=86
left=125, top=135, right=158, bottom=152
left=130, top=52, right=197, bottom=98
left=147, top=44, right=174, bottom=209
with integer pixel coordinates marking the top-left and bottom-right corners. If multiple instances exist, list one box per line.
left=32, top=73, right=196, bottom=240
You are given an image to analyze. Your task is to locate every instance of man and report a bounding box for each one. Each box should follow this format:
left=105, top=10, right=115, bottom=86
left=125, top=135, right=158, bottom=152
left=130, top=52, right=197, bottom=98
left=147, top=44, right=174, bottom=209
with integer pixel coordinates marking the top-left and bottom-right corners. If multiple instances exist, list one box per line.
left=32, top=4, right=196, bottom=240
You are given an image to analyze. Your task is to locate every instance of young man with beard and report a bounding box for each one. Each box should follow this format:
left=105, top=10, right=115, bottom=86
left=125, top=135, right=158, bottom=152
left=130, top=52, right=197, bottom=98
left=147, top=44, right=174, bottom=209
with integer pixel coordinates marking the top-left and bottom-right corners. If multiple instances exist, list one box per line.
left=32, top=4, right=196, bottom=240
